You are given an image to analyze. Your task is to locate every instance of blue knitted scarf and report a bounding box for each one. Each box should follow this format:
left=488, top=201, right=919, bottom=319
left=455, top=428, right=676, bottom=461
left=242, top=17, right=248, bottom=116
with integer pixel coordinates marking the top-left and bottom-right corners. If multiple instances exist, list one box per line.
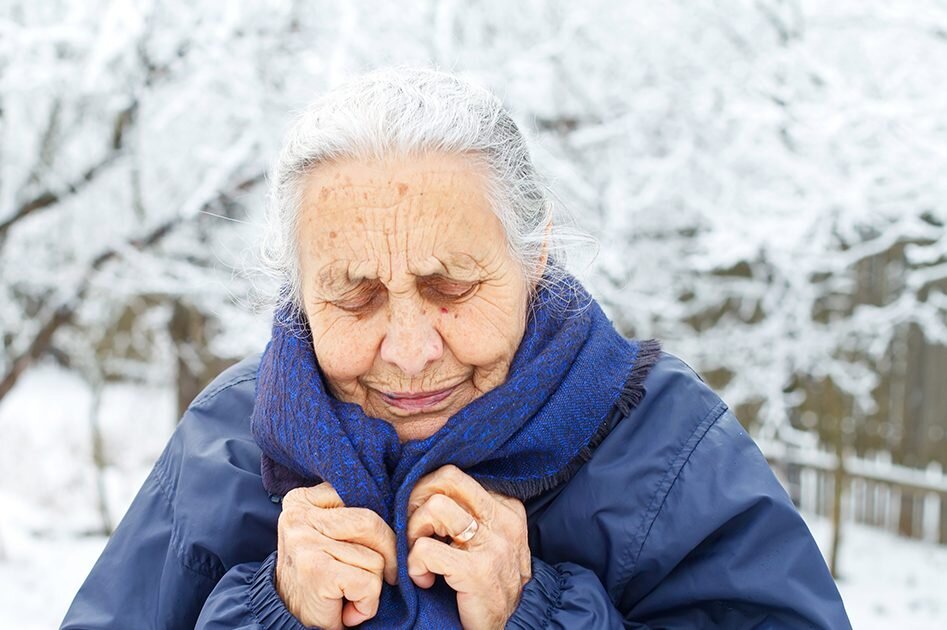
left=250, top=276, right=659, bottom=628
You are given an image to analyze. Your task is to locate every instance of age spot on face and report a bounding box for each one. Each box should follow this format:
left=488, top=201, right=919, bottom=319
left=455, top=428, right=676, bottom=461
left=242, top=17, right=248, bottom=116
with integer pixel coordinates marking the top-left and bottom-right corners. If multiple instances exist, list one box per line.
left=297, top=153, right=533, bottom=442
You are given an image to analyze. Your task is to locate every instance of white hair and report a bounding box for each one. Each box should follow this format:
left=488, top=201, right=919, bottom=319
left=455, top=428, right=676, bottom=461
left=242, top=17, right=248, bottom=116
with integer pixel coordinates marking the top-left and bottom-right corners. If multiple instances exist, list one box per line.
left=259, top=66, right=583, bottom=313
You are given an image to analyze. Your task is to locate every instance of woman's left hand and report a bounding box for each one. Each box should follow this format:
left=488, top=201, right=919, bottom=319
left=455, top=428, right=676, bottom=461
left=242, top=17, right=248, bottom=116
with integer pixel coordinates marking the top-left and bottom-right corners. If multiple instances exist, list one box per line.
left=406, top=465, right=531, bottom=630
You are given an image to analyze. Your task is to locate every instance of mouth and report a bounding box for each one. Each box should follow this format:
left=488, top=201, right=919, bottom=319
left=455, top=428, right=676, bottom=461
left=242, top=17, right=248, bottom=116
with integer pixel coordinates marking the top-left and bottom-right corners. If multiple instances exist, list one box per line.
left=379, top=383, right=460, bottom=413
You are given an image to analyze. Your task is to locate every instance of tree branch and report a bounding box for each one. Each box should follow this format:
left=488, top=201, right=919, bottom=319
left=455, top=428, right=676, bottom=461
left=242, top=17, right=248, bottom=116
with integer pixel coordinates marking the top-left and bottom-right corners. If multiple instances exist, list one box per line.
left=0, top=170, right=264, bottom=401
left=0, top=98, right=137, bottom=241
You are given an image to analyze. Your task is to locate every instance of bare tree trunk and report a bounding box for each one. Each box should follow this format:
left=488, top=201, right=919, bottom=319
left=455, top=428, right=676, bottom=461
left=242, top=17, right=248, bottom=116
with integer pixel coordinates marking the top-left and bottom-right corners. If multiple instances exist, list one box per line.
left=829, top=430, right=845, bottom=579
left=88, top=379, right=113, bottom=536
left=169, top=300, right=238, bottom=419
left=170, top=300, right=208, bottom=420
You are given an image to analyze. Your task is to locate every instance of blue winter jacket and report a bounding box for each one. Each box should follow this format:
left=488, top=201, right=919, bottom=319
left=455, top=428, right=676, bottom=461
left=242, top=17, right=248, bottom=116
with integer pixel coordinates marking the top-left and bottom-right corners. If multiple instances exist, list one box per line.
left=62, top=352, right=851, bottom=629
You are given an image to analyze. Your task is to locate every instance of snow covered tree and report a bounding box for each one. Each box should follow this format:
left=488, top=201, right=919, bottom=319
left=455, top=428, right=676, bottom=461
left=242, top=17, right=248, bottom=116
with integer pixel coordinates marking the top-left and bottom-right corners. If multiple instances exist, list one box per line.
left=1, top=0, right=945, bottom=522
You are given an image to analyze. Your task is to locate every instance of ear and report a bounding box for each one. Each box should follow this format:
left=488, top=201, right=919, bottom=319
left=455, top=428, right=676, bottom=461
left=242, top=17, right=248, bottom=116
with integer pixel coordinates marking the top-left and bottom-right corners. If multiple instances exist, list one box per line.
left=532, top=220, right=552, bottom=289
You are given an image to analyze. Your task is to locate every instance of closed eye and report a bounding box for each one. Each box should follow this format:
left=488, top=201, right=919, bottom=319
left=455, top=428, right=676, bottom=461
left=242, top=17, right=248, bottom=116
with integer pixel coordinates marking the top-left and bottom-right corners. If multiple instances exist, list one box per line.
left=332, top=281, right=385, bottom=313
left=420, top=277, right=479, bottom=302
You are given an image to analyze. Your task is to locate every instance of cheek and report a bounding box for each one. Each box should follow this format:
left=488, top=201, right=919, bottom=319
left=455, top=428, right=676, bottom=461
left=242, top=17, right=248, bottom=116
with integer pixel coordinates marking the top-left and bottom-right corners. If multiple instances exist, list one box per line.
left=310, top=316, right=382, bottom=382
left=439, top=303, right=525, bottom=367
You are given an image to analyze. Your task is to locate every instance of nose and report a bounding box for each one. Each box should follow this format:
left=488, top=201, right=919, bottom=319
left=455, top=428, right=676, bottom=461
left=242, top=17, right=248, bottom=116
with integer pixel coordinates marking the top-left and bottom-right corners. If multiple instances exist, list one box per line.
left=379, top=298, right=444, bottom=377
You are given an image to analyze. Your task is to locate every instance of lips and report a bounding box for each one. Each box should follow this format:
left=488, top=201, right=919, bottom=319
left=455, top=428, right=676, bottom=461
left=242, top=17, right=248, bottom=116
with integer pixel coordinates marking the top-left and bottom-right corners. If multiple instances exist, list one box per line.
left=380, top=384, right=458, bottom=412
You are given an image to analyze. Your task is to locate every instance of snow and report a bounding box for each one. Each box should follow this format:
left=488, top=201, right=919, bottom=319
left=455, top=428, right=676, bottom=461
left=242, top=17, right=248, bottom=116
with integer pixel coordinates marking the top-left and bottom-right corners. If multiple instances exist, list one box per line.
left=1, top=365, right=945, bottom=628
left=2, top=0, right=946, bottom=627
left=0, top=364, right=174, bottom=628
left=805, top=512, right=947, bottom=629
left=0, top=504, right=108, bottom=630
left=3, top=502, right=946, bottom=628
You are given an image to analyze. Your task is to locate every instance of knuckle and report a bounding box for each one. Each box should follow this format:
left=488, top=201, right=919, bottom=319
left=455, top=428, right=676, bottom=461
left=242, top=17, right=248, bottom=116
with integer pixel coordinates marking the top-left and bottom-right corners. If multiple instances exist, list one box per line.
left=363, top=510, right=389, bottom=539
left=361, top=571, right=383, bottom=595
left=498, top=493, right=526, bottom=517
left=304, top=485, right=327, bottom=506
left=440, top=464, right=462, bottom=482
left=305, top=481, right=335, bottom=500
left=365, top=550, right=385, bottom=574
left=300, top=486, right=319, bottom=505
left=277, top=510, right=305, bottom=540
left=343, top=567, right=380, bottom=597
left=346, top=509, right=373, bottom=537
left=278, top=506, right=303, bottom=526
left=283, top=487, right=305, bottom=504
left=426, top=493, right=451, bottom=513
left=313, top=576, right=337, bottom=600
left=412, top=535, right=436, bottom=555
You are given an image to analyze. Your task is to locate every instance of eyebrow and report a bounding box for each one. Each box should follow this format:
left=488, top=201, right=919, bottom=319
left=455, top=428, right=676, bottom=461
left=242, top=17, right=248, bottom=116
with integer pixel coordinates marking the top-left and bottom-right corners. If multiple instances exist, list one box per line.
left=431, top=253, right=482, bottom=279
left=313, top=252, right=483, bottom=293
left=316, top=266, right=356, bottom=292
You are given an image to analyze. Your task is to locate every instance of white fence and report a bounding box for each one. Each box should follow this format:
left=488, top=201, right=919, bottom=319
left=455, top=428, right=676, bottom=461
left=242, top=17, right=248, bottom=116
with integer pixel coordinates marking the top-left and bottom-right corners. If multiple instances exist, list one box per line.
left=758, top=440, right=947, bottom=545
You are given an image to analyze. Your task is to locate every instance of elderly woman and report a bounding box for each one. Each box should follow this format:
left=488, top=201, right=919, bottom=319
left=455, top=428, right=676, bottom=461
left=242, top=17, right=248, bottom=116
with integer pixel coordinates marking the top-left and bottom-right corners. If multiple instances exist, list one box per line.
left=63, top=68, right=850, bottom=629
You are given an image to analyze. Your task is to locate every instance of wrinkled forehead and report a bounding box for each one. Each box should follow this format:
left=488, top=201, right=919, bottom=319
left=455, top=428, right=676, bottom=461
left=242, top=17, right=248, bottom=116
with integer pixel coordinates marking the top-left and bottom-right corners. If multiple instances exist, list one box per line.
left=297, top=154, right=512, bottom=285
left=302, top=153, right=492, bottom=209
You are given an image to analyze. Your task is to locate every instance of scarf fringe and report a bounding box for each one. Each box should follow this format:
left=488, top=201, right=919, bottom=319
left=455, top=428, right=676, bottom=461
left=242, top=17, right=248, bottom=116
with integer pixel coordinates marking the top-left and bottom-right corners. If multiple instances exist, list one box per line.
left=614, top=339, right=663, bottom=417
left=483, top=339, right=662, bottom=500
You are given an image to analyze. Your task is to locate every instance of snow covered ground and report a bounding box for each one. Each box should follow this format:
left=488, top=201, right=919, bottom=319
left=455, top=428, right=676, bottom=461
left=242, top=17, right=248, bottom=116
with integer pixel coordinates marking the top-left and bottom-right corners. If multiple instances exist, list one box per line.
left=1, top=363, right=945, bottom=628
left=804, top=513, right=947, bottom=629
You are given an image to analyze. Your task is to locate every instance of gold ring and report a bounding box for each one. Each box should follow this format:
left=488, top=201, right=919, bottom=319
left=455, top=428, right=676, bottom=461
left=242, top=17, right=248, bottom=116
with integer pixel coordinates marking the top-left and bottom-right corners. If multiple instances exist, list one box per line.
left=454, top=518, right=479, bottom=543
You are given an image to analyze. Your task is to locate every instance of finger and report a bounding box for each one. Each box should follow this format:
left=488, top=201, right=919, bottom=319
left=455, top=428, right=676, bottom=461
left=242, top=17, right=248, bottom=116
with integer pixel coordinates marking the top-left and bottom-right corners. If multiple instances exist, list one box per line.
left=408, top=465, right=495, bottom=522
left=342, top=599, right=374, bottom=628
left=339, top=565, right=382, bottom=625
left=320, top=535, right=387, bottom=581
left=315, top=560, right=383, bottom=626
left=283, top=482, right=344, bottom=509
left=297, top=593, right=343, bottom=630
left=407, top=536, right=477, bottom=593
left=407, top=493, right=477, bottom=549
left=310, top=507, right=399, bottom=585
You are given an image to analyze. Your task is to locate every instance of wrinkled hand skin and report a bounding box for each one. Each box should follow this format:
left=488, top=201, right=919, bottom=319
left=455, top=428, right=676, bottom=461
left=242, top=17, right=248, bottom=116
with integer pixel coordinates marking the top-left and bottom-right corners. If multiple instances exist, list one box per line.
left=275, top=483, right=398, bottom=630
left=406, top=465, right=532, bottom=630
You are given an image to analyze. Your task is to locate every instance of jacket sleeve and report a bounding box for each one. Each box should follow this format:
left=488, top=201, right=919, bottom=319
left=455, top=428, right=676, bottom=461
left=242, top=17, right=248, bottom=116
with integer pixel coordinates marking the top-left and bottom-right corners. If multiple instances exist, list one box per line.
left=61, top=358, right=280, bottom=629
left=194, top=552, right=309, bottom=629
left=506, top=557, right=625, bottom=628
left=508, top=407, right=851, bottom=629
left=60, top=440, right=222, bottom=629
left=620, top=407, right=851, bottom=629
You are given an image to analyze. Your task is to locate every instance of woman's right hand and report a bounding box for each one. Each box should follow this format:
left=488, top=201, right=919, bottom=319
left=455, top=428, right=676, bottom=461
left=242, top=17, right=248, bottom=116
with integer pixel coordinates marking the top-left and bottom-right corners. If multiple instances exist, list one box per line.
left=276, top=483, right=398, bottom=629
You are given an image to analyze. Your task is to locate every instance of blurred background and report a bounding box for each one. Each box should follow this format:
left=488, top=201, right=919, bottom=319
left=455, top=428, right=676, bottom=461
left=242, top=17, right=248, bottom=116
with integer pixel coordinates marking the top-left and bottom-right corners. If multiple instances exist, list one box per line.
left=1, top=0, right=946, bottom=627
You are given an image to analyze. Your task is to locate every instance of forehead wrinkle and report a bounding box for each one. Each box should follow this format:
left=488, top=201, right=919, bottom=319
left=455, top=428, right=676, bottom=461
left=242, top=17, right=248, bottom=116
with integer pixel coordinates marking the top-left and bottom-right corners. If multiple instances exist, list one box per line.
left=402, top=201, right=495, bottom=280
left=313, top=181, right=456, bottom=215
left=306, top=162, right=499, bottom=290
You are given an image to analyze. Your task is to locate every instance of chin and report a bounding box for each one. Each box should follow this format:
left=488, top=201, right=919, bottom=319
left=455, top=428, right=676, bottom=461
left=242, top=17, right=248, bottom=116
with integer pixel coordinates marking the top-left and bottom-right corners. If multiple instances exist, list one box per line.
left=387, top=415, right=451, bottom=442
